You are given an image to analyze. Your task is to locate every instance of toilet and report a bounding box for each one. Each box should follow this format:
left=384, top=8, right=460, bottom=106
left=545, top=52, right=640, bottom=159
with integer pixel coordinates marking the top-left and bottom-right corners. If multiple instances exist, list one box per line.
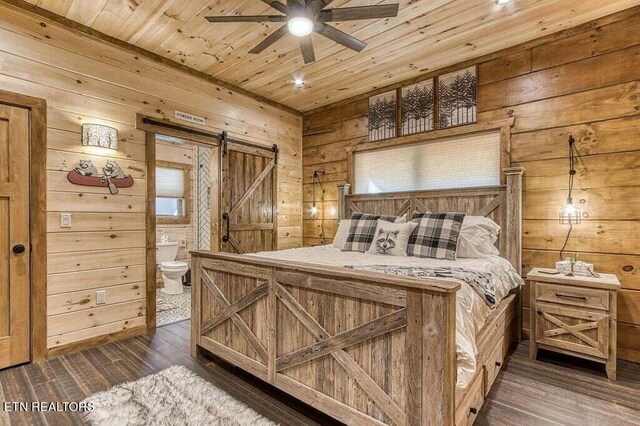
left=157, top=241, right=188, bottom=295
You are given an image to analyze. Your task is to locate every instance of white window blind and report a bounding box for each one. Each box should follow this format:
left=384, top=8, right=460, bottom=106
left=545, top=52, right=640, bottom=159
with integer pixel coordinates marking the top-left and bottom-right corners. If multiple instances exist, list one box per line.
left=156, top=167, right=185, bottom=198
left=354, top=131, right=501, bottom=194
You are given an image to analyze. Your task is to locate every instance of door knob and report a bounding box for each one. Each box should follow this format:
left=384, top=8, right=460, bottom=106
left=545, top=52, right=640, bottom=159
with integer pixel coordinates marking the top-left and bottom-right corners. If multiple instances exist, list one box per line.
left=12, top=244, right=25, bottom=254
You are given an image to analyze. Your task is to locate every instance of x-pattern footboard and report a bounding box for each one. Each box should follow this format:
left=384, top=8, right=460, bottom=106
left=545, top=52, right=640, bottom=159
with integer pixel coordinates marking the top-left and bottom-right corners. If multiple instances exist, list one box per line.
left=193, top=254, right=459, bottom=426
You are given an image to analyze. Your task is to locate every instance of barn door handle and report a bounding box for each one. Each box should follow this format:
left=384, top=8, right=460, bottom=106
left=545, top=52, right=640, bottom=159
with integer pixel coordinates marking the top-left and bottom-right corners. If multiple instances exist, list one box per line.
left=555, top=292, right=587, bottom=301
left=12, top=244, right=26, bottom=254
left=222, top=213, right=230, bottom=242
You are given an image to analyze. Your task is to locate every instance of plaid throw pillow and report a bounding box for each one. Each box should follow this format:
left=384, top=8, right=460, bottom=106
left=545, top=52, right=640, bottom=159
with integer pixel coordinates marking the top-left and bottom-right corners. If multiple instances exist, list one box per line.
left=411, top=210, right=432, bottom=220
left=407, top=213, right=465, bottom=260
left=342, top=213, right=399, bottom=252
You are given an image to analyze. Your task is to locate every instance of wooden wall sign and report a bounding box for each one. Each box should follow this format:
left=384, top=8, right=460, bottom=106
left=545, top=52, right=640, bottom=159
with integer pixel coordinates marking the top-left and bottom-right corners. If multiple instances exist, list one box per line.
left=67, top=159, right=134, bottom=194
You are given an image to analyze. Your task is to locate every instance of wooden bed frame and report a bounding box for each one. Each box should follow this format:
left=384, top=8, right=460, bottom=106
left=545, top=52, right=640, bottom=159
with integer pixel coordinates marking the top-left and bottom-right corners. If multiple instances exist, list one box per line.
left=191, top=167, right=524, bottom=425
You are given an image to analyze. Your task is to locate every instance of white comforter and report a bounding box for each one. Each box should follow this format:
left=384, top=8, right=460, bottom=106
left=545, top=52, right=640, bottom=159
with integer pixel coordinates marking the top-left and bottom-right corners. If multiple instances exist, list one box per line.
left=251, top=245, right=522, bottom=389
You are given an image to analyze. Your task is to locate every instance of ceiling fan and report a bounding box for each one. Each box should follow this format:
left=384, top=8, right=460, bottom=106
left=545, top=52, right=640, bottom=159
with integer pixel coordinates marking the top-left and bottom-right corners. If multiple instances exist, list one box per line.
left=205, top=0, right=400, bottom=64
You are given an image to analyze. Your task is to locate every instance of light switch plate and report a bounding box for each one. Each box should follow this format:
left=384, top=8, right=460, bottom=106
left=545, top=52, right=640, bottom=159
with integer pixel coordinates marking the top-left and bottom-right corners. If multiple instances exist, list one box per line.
left=60, top=213, right=72, bottom=228
left=96, top=290, right=106, bottom=305
left=156, top=228, right=164, bottom=235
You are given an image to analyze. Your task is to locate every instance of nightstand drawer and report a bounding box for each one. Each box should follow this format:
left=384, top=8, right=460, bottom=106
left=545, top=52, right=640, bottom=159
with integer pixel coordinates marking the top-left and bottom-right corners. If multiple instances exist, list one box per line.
left=535, top=303, right=609, bottom=359
left=535, top=282, right=609, bottom=311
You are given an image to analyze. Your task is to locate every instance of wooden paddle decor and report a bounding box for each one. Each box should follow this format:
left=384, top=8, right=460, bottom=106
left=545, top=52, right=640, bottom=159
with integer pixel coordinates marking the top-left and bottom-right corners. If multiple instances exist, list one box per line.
left=67, top=159, right=134, bottom=194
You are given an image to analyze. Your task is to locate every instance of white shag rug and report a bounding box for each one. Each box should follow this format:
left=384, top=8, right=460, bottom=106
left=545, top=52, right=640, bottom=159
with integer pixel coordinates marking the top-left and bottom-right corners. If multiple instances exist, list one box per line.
left=83, top=365, right=276, bottom=426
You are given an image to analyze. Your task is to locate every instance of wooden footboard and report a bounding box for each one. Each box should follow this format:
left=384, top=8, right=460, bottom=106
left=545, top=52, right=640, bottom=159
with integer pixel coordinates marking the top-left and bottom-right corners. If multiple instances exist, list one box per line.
left=191, top=251, right=462, bottom=425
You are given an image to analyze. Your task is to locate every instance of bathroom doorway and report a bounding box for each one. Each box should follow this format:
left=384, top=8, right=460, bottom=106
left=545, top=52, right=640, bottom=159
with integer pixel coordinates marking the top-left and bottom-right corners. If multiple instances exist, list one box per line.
left=153, top=134, right=215, bottom=327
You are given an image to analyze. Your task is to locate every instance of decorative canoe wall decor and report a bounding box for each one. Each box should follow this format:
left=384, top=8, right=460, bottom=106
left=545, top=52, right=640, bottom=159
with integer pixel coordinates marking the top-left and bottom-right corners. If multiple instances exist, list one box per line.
left=67, top=159, right=134, bottom=195
left=368, top=65, right=477, bottom=141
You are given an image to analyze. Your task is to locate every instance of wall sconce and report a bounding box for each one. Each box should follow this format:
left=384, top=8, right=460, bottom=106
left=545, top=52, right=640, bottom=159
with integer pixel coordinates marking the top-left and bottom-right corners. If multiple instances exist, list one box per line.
left=559, top=136, right=581, bottom=225
left=559, top=135, right=581, bottom=261
left=82, top=123, right=118, bottom=150
left=311, top=170, right=325, bottom=218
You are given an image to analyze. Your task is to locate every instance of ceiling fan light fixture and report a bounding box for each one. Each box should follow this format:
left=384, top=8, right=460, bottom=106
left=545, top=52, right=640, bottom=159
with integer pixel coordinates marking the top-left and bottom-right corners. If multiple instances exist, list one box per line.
left=288, top=16, right=313, bottom=37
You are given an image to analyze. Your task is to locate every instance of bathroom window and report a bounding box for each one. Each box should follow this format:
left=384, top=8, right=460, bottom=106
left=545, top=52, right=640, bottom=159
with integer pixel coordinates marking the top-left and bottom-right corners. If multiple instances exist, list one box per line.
left=156, top=161, right=191, bottom=225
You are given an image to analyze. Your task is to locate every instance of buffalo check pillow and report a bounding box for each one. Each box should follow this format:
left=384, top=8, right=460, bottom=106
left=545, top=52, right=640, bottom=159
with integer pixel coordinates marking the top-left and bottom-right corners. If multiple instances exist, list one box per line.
left=407, top=213, right=465, bottom=260
left=342, top=213, right=400, bottom=252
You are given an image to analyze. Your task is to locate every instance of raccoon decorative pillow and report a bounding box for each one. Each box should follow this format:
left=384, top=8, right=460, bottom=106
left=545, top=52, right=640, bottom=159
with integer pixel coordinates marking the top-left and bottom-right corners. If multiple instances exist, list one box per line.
left=367, top=220, right=418, bottom=256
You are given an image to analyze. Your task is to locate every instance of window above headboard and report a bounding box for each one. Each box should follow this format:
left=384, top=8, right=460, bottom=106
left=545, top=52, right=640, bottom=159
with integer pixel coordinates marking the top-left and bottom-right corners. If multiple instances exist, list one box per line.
left=347, top=118, right=514, bottom=194
left=353, top=131, right=500, bottom=194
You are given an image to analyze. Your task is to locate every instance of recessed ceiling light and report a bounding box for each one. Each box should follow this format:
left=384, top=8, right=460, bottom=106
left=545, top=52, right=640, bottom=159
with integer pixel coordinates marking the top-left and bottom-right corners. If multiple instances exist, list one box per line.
left=294, top=78, right=304, bottom=86
left=288, top=16, right=313, bottom=37
left=496, top=0, right=512, bottom=4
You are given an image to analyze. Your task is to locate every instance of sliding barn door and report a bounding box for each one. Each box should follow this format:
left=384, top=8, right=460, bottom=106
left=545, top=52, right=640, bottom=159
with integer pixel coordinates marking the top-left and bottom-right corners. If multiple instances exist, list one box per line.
left=0, top=104, right=30, bottom=369
left=220, top=141, right=277, bottom=254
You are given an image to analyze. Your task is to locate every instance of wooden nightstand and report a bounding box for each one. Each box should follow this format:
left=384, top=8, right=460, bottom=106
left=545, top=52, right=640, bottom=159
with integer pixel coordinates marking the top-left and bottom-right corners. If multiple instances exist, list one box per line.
left=527, top=267, right=620, bottom=380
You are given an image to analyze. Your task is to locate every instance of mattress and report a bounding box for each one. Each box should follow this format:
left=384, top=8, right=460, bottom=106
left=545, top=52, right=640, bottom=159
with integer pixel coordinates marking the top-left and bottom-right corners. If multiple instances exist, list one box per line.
left=250, top=245, right=523, bottom=389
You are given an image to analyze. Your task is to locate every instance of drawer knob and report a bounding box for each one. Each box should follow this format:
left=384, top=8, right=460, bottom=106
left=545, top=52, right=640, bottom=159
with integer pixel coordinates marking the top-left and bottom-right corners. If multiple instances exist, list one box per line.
left=555, top=292, right=587, bottom=301
left=495, top=361, right=502, bottom=367
left=469, top=407, right=478, bottom=415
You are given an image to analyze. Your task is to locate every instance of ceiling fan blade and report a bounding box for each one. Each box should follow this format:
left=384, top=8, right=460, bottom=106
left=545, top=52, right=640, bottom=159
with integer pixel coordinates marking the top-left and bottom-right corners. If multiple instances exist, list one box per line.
left=306, top=0, right=335, bottom=15
left=261, top=0, right=288, bottom=14
left=299, top=35, right=316, bottom=64
left=319, top=4, right=399, bottom=22
left=249, top=25, right=289, bottom=54
left=314, top=23, right=366, bottom=52
left=205, top=15, right=286, bottom=23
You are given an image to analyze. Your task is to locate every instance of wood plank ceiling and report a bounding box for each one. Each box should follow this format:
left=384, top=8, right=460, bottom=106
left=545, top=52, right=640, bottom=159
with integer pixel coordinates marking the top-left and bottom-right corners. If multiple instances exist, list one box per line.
left=22, top=0, right=640, bottom=112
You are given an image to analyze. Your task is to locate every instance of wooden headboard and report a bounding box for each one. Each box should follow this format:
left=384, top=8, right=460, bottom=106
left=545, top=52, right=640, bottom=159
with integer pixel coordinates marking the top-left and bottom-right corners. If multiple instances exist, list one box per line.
left=337, top=167, right=524, bottom=274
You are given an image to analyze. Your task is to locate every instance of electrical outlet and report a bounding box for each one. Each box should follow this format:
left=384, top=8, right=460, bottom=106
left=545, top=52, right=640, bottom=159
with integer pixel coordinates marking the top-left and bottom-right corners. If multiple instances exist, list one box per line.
left=96, top=290, right=106, bottom=305
left=179, top=237, right=187, bottom=248
left=60, top=213, right=72, bottom=228
left=156, top=228, right=164, bottom=235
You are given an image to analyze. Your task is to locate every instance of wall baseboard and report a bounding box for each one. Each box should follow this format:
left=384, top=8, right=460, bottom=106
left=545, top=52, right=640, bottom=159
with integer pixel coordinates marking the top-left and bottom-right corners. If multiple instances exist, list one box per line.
left=46, top=324, right=148, bottom=359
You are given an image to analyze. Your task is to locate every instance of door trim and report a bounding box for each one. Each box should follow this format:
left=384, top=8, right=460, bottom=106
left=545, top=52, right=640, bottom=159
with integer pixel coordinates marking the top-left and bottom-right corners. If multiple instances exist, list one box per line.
left=0, top=89, right=47, bottom=362
left=138, top=115, right=220, bottom=333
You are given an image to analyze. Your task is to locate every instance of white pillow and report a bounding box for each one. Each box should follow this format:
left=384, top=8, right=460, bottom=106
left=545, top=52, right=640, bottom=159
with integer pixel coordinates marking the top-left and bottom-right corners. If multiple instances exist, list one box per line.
left=457, top=216, right=500, bottom=258
left=332, top=219, right=351, bottom=249
left=367, top=220, right=418, bottom=256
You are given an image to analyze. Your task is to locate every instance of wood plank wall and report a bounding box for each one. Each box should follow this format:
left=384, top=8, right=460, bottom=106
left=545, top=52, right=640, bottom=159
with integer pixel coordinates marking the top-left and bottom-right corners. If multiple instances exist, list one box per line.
left=302, top=8, right=640, bottom=362
left=0, top=3, right=302, bottom=353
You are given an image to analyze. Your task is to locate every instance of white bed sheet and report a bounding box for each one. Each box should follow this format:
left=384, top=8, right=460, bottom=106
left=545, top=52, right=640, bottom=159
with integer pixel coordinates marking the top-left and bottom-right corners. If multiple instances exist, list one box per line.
left=250, top=245, right=522, bottom=389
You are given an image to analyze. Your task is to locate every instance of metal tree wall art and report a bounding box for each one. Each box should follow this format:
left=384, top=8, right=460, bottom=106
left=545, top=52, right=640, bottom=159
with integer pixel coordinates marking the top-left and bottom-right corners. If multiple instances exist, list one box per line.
left=368, top=90, right=397, bottom=141
left=438, top=66, right=477, bottom=128
left=401, top=79, right=434, bottom=135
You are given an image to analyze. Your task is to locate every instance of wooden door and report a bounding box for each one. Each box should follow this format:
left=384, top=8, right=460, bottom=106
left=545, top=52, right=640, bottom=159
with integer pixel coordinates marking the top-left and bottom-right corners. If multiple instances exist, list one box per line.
left=0, top=104, right=30, bottom=369
left=220, top=141, right=277, bottom=254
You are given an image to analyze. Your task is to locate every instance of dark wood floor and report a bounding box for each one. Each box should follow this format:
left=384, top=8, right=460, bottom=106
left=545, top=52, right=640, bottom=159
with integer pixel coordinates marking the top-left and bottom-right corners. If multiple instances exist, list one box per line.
left=1, top=321, right=639, bottom=425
